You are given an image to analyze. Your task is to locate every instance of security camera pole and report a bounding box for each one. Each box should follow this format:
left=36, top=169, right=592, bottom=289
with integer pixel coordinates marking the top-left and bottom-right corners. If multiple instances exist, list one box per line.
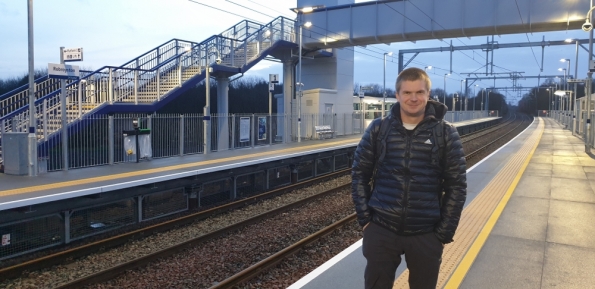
left=204, top=61, right=211, bottom=154
left=27, top=0, right=37, bottom=176
left=585, top=2, right=595, bottom=152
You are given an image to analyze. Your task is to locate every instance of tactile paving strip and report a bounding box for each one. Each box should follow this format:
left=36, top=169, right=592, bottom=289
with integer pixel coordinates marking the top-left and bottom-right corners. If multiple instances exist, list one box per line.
left=393, top=118, right=544, bottom=289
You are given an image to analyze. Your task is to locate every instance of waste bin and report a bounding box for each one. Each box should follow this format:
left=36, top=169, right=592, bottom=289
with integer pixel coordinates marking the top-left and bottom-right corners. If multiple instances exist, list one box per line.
left=123, top=129, right=152, bottom=162
left=3, top=132, right=28, bottom=175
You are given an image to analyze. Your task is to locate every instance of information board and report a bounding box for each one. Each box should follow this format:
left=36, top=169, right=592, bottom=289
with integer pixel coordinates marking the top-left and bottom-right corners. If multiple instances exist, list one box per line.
left=240, top=117, right=250, bottom=142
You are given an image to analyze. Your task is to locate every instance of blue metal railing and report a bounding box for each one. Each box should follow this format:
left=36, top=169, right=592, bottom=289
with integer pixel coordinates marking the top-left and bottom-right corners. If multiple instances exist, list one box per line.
left=0, top=16, right=297, bottom=153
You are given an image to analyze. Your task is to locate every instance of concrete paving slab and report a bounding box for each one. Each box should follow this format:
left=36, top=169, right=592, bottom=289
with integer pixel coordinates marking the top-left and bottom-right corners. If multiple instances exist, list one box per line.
left=547, top=199, right=595, bottom=248
left=524, top=163, right=552, bottom=177
left=542, top=243, right=595, bottom=289
left=491, top=196, right=548, bottom=241
left=551, top=156, right=582, bottom=166
left=513, top=175, right=552, bottom=199
left=531, top=155, right=553, bottom=164
left=550, top=177, right=595, bottom=203
left=460, top=235, right=544, bottom=289
left=552, top=164, right=587, bottom=179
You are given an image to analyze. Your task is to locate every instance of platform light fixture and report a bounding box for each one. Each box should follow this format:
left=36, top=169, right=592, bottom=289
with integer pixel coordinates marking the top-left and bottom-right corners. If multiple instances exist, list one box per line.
left=474, top=84, right=479, bottom=111
left=383, top=51, right=393, bottom=117
left=460, top=79, right=466, bottom=111
left=443, top=73, right=450, bottom=104
left=583, top=5, right=595, bottom=152
left=291, top=5, right=322, bottom=143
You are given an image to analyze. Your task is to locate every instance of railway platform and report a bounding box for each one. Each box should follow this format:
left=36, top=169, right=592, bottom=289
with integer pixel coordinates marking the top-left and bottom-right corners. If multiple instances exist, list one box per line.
left=0, top=116, right=500, bottom=261
left=0, top=117, right=499, bottom=211
left=289, top=117, right=595, bottom=289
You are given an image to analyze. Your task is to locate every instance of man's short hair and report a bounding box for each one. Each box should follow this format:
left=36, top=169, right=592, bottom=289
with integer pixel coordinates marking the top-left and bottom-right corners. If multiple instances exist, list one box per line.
left=395, top=67, right=432, bottom=93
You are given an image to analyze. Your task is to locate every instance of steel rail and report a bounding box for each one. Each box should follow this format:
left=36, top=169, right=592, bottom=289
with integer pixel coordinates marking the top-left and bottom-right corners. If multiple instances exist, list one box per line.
left=2, top=115, right=515, bottom=288
left=209, top=213, right=357, bottom=289
left=460, top=113, right=513, bottom=142
left=53, top=183, right=351, bottom=289
left=0, top=168, right=350, bottom=281
left=206, top=116, right=532, bottom=289
left=465, top=114, right=530, bottom=161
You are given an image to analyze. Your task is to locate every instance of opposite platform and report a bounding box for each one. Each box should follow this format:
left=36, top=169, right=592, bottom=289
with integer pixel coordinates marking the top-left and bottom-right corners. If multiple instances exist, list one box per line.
left=0, top=117, right=498, bottom=211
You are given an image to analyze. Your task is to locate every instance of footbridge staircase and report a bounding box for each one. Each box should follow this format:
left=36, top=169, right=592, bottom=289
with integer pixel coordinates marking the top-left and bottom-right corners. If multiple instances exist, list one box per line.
left=0, top=16, right=298, bottom=161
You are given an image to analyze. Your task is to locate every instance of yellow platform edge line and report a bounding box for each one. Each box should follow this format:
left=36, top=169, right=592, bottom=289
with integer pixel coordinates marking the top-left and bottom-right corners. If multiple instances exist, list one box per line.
left=443, top=118, right=544, bottom=289
left=0, top=139, right=356, bottom=197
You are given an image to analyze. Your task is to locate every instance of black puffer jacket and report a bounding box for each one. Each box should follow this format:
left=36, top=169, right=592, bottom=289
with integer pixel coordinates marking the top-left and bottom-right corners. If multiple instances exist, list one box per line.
left=351, top=100, right=467, bottom=243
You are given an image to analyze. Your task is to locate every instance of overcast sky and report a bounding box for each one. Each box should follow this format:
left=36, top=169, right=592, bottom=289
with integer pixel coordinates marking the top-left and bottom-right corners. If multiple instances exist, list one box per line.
left=1, top=0, right=592, bottom=103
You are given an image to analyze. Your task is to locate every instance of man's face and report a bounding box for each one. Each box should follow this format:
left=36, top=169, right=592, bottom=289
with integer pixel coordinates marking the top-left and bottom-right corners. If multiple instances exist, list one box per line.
left=396, top=79, right=429, bottom=119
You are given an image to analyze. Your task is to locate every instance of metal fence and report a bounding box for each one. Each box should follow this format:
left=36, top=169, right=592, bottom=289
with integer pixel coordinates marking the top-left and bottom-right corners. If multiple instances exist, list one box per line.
left=1, top=112, right=364, bottom=172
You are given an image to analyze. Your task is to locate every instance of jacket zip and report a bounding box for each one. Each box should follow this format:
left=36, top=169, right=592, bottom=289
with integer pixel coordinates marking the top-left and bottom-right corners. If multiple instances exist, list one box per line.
left=399, top=131, right=412, bottom=232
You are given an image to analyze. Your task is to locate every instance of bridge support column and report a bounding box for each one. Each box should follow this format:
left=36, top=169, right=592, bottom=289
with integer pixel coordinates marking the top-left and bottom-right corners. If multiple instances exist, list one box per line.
left=217, top=77, right=230, bottom=151
left=283, top=59, right=294, bottom=143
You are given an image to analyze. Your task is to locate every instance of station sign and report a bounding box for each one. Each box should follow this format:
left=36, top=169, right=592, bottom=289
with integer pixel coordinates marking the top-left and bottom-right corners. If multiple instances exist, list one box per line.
left=590, top=60, right=595, bottom=72
left=358, top=91, right=364, bottom=98
left=62, top=47, right=83, bottom=62
left=269, top=74, right=279, bottom=83
left=269, top=82, right=275, bottom=92
left=48, top=63, right=80, bottom=80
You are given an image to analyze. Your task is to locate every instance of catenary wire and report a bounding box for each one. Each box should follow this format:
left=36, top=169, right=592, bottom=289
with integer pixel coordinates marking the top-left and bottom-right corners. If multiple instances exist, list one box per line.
left=189, top=0, right=495, bottom=93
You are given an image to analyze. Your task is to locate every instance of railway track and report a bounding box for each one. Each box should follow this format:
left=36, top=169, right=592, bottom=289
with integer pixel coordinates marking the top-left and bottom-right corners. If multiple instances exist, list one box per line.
left=0, top=114, right=531, bottom=289
left=0, top=170, right=350, bottom=282
left=211, top=113, right=533, bottom=289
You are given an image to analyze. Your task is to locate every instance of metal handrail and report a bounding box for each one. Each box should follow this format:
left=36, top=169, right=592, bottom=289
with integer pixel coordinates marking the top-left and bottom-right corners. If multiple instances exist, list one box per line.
left=0, top=16, right=297, bottom=146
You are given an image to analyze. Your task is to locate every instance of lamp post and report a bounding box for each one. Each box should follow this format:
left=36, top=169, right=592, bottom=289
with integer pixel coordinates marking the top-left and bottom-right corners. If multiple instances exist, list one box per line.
left=443, top=73, right=450, bottom=104
left=481, top=89, right=485, bottom=113
left=424, top=66, right=432, bottom=72
left=486, top=89, right=490, bottom=112
left=297, top=20, right=312, bottom=143
left=561, top=59, right=570, bottom=92
left=460, top=80, right=465, bottom=111
left=474, top=84, right=478, bottom=111
left=383, top=52, right=392, bottom=117
left=546, top=87, right=552, bottom=111
left=558, top=68, right=567, bottom=120
left=27, top=0, right=37, bottom=176
left=291, top=6, right=321, bottom=143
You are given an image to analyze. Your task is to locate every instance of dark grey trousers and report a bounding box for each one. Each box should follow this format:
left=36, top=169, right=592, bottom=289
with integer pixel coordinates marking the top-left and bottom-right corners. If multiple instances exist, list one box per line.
left=362, top=222, right=444, bottom=289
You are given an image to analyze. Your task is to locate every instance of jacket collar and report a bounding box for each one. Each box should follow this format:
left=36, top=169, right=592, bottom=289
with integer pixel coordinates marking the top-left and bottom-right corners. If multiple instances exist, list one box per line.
left=390, top=100, right=447, bottom=125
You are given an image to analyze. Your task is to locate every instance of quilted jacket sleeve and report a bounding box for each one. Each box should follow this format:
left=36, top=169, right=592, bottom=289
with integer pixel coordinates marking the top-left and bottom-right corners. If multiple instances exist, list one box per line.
left=434, top=123, right=467, bottom=243
left=351, top=119, right=382, bottom=227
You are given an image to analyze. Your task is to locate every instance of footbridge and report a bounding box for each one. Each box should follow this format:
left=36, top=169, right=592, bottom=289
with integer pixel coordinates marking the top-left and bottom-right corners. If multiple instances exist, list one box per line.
left=0, top=0, right=589, bottom=173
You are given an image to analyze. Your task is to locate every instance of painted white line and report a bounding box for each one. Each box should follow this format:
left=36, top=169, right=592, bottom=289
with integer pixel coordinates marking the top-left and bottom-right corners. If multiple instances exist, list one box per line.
left=287, top=239, right=363, bottom=289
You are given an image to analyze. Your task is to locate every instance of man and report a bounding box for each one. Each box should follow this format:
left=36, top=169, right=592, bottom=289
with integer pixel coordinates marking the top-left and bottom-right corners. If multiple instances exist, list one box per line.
left=351, top=67, right=467, bottom=289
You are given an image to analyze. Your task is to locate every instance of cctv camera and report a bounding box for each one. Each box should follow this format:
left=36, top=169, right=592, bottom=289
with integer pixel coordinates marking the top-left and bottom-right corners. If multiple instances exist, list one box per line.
left=583, top=20, right=593, bottom=32
left=215, top=58, right=222, bottom=65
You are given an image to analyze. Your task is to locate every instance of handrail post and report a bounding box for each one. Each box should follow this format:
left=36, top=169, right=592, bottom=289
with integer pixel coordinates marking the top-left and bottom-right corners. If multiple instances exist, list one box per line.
left=156, top=68, right=161, bottom=101
left=43, top=99, right=47, bottom=140
left=108, top=67, right=113, bottom=104
left=108, top=114, right=114, bottom=165
left=178, top=57, right=182, bottom=86
left=180, top=114, right=184, bottom=156
left=244, top=41, right=248, bottom=66
left=134, top=70, right=138, bottom=105
left=231, top=40, right=235, bottom=67
left=251, top=114, right=255, bottom=148
left=231, top=114, right=235, bottom=150
left=281, top=18, right=285, bottom=41
left=77, top=80, right=82, bottom=118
